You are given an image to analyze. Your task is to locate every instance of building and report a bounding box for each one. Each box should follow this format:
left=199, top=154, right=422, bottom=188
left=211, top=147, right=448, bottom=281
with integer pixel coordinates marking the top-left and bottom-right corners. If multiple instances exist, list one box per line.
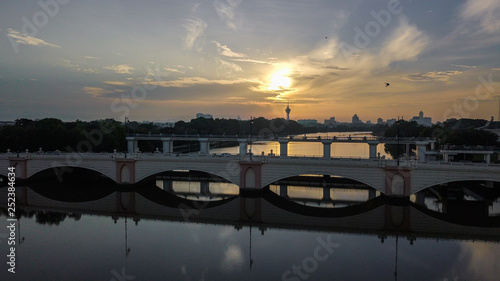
left=324, top=117, right=337, bottom=126
left=386, top=118, right=396, bottom=126
left=297, top=119, right=318, bottom=127
left=285, top=103, right=291, bottom=121
left=410, top=111, right=432, bottom=126
left=352, top=114, right=361, bottom=124
left=196, top=113, right=213, bottom=119
left=377, top=118, right=384, bottom=125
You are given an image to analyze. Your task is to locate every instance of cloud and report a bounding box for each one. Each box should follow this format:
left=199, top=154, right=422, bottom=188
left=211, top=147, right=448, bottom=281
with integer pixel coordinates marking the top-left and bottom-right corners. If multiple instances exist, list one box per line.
left=143, top=76, right=250, bottom=88
left=6, top=28, right=61, bottom=48
left=62, top=59, right=100, bottom=73
left=403, top=71, right=463, bottom=82
left=213, top=41, right=247, bottom=58
left=103, top=64, right=134, bottom=74
left=213, top=0, right=242, bottom=30
left=461, top=0, right=500, bottom=34
left=231, top=58, right=274, bottom=64
left=183, top=17, right=207, bottom=50
left=215, top=58, right=243, bottom=76
left=452, top=64, right=476, bottom=69
left=163, top=67, right=185, bottom=74
left=84, top=87, right=114, bottom=96
left=379, top=17, right=430, bottom=66
left=84, top=56, right=100, bottom=59
left=103, top=81, right=131, bottom=86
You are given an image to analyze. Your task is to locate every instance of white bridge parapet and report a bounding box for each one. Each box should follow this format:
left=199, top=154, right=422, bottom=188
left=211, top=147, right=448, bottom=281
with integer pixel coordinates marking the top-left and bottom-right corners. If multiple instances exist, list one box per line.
left=0, top=153, right=499, bottom=196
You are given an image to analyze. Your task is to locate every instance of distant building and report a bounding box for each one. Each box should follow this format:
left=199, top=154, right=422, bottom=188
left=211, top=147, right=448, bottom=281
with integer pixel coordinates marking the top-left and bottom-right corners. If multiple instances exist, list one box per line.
left=324, top=117, right=337, bottom=126
left=366, top=120, right=372, bottom=125
left=352, top=114, right=361, bottom=124
left=377, top=118, right=384, bottom=125
left=196, top=113, right=213, bottom=119
left=386, top=118, right=396, bottom=126
left=410, top=111, right=432, bottom=126
left=298, top=119, right=318, bottom=127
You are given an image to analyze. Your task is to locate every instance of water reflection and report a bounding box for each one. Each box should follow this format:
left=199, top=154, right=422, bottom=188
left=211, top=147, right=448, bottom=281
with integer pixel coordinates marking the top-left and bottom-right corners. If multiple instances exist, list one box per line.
left=0, top=180, right=499, bottom=281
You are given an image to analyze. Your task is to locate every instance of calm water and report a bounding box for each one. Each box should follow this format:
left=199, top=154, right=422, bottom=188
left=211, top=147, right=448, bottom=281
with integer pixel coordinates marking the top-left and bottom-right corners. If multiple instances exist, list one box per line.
left=212, top=132, right=393, bottom=158
left=1, top=136, right=499, bottom=281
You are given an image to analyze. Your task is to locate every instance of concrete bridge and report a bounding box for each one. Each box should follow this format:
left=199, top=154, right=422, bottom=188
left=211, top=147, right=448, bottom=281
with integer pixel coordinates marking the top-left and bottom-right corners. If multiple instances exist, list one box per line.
left=1, top=187, right=498, bottom=242
left=1, top=150, right=500, bottom=196
left=125, top=134, right=438, bottom=160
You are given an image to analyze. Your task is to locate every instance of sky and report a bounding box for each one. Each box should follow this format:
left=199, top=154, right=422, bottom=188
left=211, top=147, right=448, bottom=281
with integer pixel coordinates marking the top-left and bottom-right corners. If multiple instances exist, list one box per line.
left=0, top=0, right=499, bottom=123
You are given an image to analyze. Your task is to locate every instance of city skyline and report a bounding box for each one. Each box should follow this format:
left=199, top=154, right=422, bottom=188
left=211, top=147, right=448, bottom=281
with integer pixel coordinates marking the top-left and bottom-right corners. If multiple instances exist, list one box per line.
left=1, top=0, right=499, bottom=122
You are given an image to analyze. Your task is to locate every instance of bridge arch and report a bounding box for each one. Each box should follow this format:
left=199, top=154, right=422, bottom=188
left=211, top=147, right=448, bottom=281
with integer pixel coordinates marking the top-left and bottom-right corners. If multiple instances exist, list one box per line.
left=412, top=177, right=500, bottom=195
left=135, top=168, right=239, bottom=186
left=29, top=165, right=116, bottom=182
left=261, top=168, right=380, bottom=192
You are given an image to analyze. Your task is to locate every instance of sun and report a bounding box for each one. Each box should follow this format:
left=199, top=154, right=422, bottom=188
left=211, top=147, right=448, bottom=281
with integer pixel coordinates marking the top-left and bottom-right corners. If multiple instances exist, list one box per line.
left=268, top=69, right=291, bottom=91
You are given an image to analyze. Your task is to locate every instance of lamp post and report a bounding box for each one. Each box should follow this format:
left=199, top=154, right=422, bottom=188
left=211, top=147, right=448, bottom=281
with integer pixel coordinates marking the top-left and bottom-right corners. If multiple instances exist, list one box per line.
left=396, top=118, right=400, bottom=166
left=249, top=116, right=254, bottom=161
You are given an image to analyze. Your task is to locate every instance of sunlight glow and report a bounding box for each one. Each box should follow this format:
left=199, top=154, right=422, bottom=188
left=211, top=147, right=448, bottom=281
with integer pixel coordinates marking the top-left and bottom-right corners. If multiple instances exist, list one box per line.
left=268, top=69, right=291, bottom=91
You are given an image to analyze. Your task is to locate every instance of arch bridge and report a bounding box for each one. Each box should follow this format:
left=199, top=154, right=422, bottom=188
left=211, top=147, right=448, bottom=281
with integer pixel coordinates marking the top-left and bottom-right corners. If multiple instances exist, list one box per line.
left=1, top=151, right=500, bottom=196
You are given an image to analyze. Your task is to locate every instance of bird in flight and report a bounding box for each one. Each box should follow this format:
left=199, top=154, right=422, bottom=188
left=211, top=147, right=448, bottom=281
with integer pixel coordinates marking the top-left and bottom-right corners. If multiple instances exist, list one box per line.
left=385, top=82, right=390, bottom=87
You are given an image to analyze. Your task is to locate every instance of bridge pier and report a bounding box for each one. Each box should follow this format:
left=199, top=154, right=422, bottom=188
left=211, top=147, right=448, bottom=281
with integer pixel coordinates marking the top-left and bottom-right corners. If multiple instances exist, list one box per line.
left=238, top=139, right=248, bottom=156
left=278, top=139, right=289, bottom=157
left=201, top=181, right=211, bottom=197
left=126, top=137, right=138, bottom=153
left=161, top=138, right=173, bottom=155
left=385, top=167, right=411, bottom=196
left=199, top=138, right=210, bottom=155
left=239, top=162, right=262, bottom=190
left=116, top=159, right=136, bottom=184
left=415, top=141, right=429, bottom=163
left=9, top=158, right=28, bottom=179
left=367, top=141, right=379, bottom=159
left=279, top=184, right=288, bottom=198
left=321, top=140, right=333, bottom=159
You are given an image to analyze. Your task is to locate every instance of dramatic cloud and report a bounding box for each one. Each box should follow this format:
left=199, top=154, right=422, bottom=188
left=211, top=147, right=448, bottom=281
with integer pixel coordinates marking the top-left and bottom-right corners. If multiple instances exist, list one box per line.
left=461, top=0, right=500, bottom=34
left=379, top=17, right=430, bottom=67
left=103, top=64, right=134, bottom=74
left=6, top=28, right=61, bottom=48
left=183, top=17, right=207, bottom=50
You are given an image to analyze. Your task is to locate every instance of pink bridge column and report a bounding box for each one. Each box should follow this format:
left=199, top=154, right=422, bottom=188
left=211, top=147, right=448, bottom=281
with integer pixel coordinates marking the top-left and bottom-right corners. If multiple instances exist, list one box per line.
left=116, top=159, right=136, bottom=184
left=239, top=162, right=262, bottom=189
left=384, top=166, right=411, bottom=196
left=9, top=158, right=28, bottom=180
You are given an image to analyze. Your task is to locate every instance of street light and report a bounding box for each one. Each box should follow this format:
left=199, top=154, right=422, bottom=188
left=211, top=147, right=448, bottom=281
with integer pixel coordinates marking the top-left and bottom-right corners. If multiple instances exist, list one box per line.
left=396, top=118, right=400, bottom=166
left=250, top=116, right=254, bottom=161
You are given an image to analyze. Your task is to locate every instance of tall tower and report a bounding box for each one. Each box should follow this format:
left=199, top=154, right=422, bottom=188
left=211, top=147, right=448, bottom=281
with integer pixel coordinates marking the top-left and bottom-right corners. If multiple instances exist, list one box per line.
left=285, top=102, right=291, bottom=121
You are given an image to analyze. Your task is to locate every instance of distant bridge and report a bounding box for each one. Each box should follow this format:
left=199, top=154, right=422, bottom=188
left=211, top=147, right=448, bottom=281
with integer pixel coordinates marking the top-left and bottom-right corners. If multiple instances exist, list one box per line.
left=124, top=134, right=438, bottom=160
left=1, top=150, right=500, bottom=196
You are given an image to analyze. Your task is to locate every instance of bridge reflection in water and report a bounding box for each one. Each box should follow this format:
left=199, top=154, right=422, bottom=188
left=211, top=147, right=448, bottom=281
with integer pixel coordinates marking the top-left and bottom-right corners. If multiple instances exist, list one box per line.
left=1, top=175, right=499, bottom=281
